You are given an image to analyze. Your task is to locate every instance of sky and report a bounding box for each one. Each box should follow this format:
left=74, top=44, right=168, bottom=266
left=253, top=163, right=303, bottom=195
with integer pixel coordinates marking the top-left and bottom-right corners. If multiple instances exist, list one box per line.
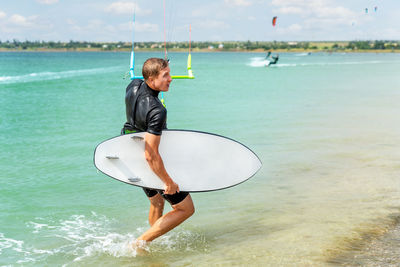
left=0, top=0, right=399, bottom=42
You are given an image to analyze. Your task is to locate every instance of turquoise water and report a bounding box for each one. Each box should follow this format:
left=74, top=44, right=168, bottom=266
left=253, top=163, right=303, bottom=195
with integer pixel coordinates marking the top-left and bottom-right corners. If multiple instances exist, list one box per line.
left=1, top=51, right=400, bottom=266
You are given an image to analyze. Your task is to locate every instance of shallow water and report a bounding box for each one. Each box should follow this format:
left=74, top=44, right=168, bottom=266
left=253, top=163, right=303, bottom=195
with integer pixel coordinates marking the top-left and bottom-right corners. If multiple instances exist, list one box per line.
left=1, top=51, right=400, bottom=266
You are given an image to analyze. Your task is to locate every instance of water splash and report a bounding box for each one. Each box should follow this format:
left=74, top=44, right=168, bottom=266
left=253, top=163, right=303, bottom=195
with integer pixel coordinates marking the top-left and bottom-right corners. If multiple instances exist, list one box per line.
left=1, top=212, right=208, bottom=265
left=247, top=57, right=270, bottom=67
left=247, top=57, right=384, bottom=68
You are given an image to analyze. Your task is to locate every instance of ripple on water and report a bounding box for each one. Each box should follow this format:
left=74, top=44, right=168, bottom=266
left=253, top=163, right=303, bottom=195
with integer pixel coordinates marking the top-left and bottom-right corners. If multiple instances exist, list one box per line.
left=326, top=213, right=400, bottom=266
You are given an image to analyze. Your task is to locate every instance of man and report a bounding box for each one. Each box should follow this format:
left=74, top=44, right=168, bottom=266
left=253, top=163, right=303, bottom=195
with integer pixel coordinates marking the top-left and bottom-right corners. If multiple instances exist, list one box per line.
left=270, top=54, right=279, bottom=65
left=265, top=53, right=279, bottom=67
left=122, top=58, right=195, bottom=249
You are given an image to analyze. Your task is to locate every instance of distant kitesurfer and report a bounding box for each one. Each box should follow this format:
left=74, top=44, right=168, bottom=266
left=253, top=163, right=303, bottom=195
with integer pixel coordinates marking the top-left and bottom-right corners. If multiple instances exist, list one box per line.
left=270, top=54, right=279, bottom=64
left=266, top=53, right=279, bottom=67
left=122, top=58, right=195, bottom=251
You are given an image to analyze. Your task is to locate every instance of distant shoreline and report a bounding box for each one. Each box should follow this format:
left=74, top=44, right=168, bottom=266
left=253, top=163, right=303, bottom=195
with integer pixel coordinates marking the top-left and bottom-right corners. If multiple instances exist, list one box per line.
left=1, top=40, right=399, bottom=53
left=0, top=48, right=398, bottom=53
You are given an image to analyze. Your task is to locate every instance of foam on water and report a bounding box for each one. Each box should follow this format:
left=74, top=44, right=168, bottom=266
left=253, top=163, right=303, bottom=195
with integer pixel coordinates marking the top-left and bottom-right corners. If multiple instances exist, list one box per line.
left=1, top=212, right=208, bottom=265
left=0, top=232, right=24, bottom=252
left=0, top=66, right=122, bottom=85
left=247, top=57, right=270, bottom=67
left=247, top=56, right=384, bottom=68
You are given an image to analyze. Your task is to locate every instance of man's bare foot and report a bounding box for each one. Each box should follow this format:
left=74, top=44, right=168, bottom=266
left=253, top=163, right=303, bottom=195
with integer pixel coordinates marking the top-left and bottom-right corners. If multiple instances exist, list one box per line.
left=132, top=239, right=149, bottom=256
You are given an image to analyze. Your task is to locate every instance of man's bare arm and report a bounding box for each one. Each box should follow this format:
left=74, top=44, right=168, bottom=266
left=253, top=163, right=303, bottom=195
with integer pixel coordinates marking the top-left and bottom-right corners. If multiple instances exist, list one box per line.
left=144, top=133, right=179, bottom=194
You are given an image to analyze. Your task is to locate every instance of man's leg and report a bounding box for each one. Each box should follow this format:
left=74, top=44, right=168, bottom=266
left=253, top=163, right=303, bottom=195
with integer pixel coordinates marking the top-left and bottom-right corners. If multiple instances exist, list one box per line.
left=148, top=194, right=165, bottom=226
left=137, top=194, right=195, bottom=243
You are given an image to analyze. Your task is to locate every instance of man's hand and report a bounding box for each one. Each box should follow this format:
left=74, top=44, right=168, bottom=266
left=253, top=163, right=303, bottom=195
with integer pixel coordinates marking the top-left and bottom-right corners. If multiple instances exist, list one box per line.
left=164, top=180, right=180, bottom=195
left=145, top=132, right=179, bottom=194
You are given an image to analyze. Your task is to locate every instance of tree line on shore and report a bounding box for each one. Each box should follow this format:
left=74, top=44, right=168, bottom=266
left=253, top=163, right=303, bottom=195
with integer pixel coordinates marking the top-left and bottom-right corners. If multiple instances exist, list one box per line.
left=0, top=40, right=399, bottom=51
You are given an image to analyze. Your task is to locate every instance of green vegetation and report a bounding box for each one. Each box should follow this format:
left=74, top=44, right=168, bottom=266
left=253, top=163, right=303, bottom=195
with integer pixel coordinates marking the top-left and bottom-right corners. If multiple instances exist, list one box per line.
left=0, top=40, right=399, bottom=52
left=0, top=40, right=131, bottom=51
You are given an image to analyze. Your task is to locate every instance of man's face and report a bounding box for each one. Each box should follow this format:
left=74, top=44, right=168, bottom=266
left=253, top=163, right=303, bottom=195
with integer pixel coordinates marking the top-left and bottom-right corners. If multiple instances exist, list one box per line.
left=150, top=66, right=172, bottom=92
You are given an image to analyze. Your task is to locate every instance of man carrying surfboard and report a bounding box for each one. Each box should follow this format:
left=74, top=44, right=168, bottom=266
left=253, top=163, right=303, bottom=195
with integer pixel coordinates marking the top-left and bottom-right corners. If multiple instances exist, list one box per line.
left=122, top=58, right=195, bottom=249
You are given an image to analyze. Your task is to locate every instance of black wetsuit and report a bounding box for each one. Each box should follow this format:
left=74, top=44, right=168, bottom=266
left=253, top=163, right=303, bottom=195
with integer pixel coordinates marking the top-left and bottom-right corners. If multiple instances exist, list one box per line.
left=123, top=79, right=166, bottom=135
left=270, top=55, right=279, bottom=65
left=122, top=79, right=188, bottom=205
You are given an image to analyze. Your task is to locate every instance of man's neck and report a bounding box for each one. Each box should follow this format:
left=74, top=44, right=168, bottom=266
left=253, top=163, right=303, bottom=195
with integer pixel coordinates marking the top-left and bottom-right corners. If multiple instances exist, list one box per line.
left=144, top=81, right=160, bottom=96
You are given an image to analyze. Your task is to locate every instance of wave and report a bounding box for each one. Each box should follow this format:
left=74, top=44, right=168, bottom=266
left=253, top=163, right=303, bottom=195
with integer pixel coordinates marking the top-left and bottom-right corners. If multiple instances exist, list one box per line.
left=0, top=66, right=122, bottom=85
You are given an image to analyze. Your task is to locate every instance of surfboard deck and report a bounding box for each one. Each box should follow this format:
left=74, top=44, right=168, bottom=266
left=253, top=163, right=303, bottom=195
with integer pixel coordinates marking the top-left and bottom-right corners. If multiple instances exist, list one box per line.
left=94, top=130, right=262, bottom=192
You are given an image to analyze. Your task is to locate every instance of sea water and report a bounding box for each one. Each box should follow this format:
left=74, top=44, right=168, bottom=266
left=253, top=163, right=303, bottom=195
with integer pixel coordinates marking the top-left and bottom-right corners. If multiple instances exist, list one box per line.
left=1, top=51, right=400, bottom=266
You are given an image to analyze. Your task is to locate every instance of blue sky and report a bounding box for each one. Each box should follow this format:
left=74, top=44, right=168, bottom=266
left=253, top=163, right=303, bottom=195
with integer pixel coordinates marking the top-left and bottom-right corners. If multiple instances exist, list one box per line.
left=0, top=0, right=399, bottom=42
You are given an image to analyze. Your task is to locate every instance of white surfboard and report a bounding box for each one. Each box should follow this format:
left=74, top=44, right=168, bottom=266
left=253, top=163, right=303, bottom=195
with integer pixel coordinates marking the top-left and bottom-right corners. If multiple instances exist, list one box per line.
left=94, top=130, right=262, bottom=192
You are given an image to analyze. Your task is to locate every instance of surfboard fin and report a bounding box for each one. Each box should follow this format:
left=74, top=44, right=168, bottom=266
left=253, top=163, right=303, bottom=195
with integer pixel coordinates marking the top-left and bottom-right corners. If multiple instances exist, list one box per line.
left=128, top=177, right=141, bottom=183
left=131, top=136, right=144, bottom=141
left=106, top=155, right=119, bottom=159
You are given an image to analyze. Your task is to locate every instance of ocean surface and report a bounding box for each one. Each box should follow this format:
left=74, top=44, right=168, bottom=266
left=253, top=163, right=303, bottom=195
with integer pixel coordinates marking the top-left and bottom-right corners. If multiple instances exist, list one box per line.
left=1, top=51, right=400, bottom=266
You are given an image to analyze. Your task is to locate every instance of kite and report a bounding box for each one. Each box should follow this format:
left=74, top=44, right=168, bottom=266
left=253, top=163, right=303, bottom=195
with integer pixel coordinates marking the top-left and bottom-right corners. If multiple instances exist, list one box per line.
left=272, top=16, right=277, bottom=27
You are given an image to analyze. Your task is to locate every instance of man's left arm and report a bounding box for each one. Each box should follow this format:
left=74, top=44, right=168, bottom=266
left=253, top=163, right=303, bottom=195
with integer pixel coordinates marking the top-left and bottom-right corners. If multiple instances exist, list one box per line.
left=144, top=132, right=179, bottom=195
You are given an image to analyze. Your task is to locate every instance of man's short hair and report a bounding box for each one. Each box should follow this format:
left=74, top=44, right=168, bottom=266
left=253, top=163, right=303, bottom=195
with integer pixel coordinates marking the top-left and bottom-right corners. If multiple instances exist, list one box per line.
left=142, top=58, right=169, bottom=80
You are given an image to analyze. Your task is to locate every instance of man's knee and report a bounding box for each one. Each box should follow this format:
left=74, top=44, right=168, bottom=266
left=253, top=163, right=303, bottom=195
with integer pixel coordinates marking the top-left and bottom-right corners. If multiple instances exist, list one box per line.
left=149, top=194, right=165, bottom=208
left=184, top=202, right=195, bottom=217
left=186, top=197, right=195, bottom=216
left=187, top=204, right=195, bottom=217
left=174, top=195, right=195, bottom=217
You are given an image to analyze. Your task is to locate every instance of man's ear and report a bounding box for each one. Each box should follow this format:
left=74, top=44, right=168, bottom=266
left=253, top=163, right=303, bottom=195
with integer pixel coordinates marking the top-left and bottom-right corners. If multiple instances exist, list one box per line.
left=146, top=76, right=154, bottom=87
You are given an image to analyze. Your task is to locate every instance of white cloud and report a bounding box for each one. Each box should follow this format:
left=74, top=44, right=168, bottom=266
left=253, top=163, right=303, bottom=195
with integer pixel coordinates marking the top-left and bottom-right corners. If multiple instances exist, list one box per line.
left=192, top=8, right=208, bottom=18
left=135, top=22, right=158, bottom=33
left=314, top=6, right=354, bottom=19
left=66, top=17, right=157, bottom=39
left=105, top=2, right=151, bottom=16
left=0, top=10, right=6, bottom=19
left=191, top=5, right=229, bottom=20
left=66, top=19, right=76, bottom=25
left=36, top=0, right=59, bottom=4
left=268, top=0, right=365, bottom=39
left=276, top=23, right=303, bottom=35
left=67, top=19, right=105, bottom=33
left=271, top=0, right=355, bottom=19
left=271, top=0, right=326, bottom=7
left=86, top=19, right=104, bottom=30
left=196, top=19, right=230, bottom=30
left=288, top=23, right=302, bottom=31
left=271, top=0, right=357, bottom=29
left=9, top=14, right=37, bottom=27
left=105, top=1, right=134, bottom=14
left=379, top=28, right=400, bottom=39
left=275, top=6, right=303, bottom=15
left=224, top=0, right=252, bottom=7
left=104, top=25, right=116, bottom=33
left=0, top=13, right=53, bottom=36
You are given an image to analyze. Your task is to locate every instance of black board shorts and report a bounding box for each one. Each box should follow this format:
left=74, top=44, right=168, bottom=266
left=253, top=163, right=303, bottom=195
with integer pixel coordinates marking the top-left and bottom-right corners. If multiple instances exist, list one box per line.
left=143, top=188, right=189, bottom=205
